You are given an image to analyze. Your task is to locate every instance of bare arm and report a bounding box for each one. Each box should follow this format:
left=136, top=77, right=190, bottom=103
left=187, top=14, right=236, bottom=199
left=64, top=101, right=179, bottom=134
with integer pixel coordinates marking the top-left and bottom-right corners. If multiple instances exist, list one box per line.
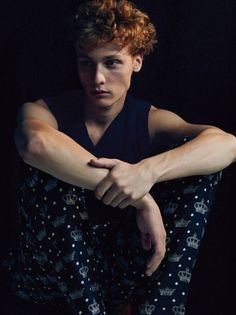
left=89, top=106, right=236, bottom=207
left=15, top=100, right=166, bottom=275
left=143, top=106, right=236, bottom=183
left=15, top=100, right=109, bottom=189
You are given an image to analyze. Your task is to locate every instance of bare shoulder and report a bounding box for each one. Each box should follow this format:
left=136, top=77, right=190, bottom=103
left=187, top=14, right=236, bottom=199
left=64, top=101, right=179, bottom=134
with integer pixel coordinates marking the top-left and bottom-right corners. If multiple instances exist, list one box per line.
left=148, top=105, right=186, bottom=137
left=18, top=98, right=58, bottom=129
left=148, top=105, right=213, bottom=140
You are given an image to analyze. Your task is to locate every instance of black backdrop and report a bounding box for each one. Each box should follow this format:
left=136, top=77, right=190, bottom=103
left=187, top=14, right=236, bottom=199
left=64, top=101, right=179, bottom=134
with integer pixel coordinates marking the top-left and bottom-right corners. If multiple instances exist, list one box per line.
left=1, top=0, right=235, bottom=314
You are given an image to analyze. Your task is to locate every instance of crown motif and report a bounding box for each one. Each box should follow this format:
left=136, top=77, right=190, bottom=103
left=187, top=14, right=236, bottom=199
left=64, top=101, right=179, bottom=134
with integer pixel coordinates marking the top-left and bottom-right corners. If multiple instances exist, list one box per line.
left=206, top=174, right=214, bottom=181
left=71, top=251, right=76, bottom=261
left=214, top=171, right=222, bottom=184
left=62, top=251, right=76, bottom=264
left=183, top=184, right=199, bottom=194
left=91, top=282, right=100, bottom=292
left=194, top=199, right=208, bottom=214
left=87, top=247, right=94, bottom=256
left=79, top=211, right=89, bottom=220
left=33, top=252, right=48, bottom=265
left=18, top=206, right=28, bottom=219
left=168, top=253, right=183, bottom=262
left=44, top=178, right=58, bottom=192
left=163, top=202, right=178, bottom=214
left=70, top=229, right=83, bottom=241
left=172, top=303, right=185, bottom=315
left=139, top=302, right=156, bottom=315
left=186, top=233, right=200, bottom=249
left=54, top=260, right=64, bottom=272
left=69, top=288, right=85, bottom=300
left=52, top=215, right=66, bottom=227
left=37, top=275, right=49, bottom=285
left=25, top=171, right=38, bottom=188
left=88, top=299, right=100, bottom=314
left=36, top=228, right=46, bottom=241
left=16, top=290, right=30, bottom=300
left=159, top=287, right=176, bottom=296
left=79, top=265, right=89, bottom=278
left=79, top=194, right=86, bottom=205
left=39, top=204, right=48, bottom=217
left=62, top=191, right=78, bottom=205
left=174, top=218, right=191, bottom=228
left=178, top=268, right=191, bottom=283
left=58, top=281, right=68, bottom=293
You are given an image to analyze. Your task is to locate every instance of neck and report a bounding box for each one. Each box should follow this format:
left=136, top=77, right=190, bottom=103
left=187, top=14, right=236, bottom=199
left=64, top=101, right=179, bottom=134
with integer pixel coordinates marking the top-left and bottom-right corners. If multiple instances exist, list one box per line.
left=84, top=94, right=126, bottom=126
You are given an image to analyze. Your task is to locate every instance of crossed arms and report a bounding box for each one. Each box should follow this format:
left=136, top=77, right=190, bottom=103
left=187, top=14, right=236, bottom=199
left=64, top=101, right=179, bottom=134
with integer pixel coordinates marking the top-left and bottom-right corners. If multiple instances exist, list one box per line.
left=15, top=99, right=236, bottom=276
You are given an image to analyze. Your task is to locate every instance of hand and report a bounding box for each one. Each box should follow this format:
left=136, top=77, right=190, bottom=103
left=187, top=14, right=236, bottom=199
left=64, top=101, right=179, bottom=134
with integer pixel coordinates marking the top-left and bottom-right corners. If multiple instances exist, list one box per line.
left=89, top=158, right=153, bottom=208
left=135, top=194, right=166, bottom=277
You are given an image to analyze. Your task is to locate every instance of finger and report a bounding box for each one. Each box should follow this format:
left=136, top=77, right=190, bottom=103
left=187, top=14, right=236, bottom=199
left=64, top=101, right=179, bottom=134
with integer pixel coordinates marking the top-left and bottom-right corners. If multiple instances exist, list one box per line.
left=118, top=198, right=133, bottom=209
left=95, top=177, right=113, bottom=200
left=110, top=193, right=127, bottom=208
left=89, top=158, right=119, bottom=169
left=146, top=241, right=166, bottom=276
left=145, top=254, right=162, bottom=277
left=140, top=233, right=152, bottom=251
left=146, top=254, right=162, bottom=276
left=102, top=185, right=124, bottom=205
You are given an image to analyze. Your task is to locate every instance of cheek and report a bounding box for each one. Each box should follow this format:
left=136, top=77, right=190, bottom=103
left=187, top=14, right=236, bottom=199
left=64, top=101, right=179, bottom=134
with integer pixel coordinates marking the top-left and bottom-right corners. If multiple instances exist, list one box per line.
left=111, top=71, right=132, bottom=88
left=78, top=71, right=90, bottom=86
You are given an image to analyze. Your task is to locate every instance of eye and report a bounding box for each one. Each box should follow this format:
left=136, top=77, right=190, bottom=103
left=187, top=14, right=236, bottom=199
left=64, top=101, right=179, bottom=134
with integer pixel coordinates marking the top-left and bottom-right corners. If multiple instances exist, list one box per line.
left=105, top=59, right=121, bottom=68
left=78, top=59, right=93, bottom=68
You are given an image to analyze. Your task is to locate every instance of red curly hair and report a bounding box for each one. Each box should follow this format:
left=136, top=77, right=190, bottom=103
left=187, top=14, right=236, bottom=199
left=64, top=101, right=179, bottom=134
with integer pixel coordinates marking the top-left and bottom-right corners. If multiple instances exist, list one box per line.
left=70, top=0, right=157, bottom=55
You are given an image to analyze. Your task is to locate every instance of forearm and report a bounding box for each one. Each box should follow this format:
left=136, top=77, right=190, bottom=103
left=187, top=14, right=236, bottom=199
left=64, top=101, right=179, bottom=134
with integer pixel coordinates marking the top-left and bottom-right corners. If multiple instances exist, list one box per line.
left=141, top=128, right=236, bottom=184
left=16, top=120, right=108, bottom=190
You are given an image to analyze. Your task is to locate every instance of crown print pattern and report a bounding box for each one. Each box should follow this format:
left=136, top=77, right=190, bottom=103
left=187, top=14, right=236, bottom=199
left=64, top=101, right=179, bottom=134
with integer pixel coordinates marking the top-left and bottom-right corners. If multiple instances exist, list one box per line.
left=3, top=160, right=221, bottom=314
left=105, top=169, right=221, bottom=314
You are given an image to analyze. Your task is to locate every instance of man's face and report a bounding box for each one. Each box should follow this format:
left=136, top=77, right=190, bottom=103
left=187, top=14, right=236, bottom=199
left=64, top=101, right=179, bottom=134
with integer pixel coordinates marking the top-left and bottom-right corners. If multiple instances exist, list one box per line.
left=77, top=42, right=143, bottom=109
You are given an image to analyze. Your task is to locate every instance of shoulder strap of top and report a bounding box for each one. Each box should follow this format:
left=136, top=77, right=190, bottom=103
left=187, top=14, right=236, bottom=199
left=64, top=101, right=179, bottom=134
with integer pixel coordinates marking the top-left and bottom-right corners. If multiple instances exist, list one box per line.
left=42, top=89, right=84, bottom=133
left=125, top=94, right=152, bottom=161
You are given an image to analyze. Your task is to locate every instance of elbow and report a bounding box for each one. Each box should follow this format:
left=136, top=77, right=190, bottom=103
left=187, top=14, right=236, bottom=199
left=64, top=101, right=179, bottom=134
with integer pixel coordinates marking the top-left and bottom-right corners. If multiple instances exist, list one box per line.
left=230, top=134, right=236, bottom=163
left=19, top=131, right=47, bottom=165
left=209, top=130, right=236, bottom=164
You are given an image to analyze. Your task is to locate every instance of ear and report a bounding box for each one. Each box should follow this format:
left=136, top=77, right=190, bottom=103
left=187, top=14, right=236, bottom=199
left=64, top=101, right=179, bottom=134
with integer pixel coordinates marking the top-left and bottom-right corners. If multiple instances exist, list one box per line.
left=133, top=54, right=143, bottom=72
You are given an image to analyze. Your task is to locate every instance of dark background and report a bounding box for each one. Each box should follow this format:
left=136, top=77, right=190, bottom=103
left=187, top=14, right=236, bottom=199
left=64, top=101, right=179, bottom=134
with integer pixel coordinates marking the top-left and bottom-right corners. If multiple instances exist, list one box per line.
left=1, top=0, right=235, bottom=314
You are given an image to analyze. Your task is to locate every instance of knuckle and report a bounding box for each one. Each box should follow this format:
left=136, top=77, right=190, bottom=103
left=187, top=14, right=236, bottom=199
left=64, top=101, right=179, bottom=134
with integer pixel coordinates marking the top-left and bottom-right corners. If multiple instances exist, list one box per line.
left=102, top=197, right=110, bottom=205
left=116, top=183, right=123, bottom=190
left=95, top=191, right=102, bottom=199
left=119, top=203, right=126, bottom=209
left=95, top=187, right=103, bottom=197
left=111, top=201, right=118, bottom=207
left=129, top=192, right=135, bottom=200
left=156, top=248, right=166, bottom=259
left=123, top=189, right=134, bottom=199
left=110, top=171, right=118, bottom=181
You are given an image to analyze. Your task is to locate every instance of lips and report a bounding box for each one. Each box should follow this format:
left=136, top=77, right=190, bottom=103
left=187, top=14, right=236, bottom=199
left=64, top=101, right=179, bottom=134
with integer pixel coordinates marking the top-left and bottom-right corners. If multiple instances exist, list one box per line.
left=91, top=90, right=110, bottom=97
left=92, top=90, right=109, bottom=94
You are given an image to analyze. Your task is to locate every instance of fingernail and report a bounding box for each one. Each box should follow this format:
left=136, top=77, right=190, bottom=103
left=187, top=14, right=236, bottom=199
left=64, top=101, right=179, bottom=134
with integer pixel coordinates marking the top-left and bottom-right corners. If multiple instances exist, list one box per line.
left=146, top=271, right=152, bottom=277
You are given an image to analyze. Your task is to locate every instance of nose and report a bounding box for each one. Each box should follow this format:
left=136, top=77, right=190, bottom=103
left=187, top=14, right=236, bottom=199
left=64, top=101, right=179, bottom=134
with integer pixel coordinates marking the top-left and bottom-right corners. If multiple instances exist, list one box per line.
left=93, top=64, right=105, bottom=85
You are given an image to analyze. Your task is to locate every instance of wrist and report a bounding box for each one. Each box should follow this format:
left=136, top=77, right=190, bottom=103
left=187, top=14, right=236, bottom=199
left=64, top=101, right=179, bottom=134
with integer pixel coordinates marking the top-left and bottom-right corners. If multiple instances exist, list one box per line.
left=138, top=158, right=158, bottom=186
left=133, top=193, right=154, bottom=211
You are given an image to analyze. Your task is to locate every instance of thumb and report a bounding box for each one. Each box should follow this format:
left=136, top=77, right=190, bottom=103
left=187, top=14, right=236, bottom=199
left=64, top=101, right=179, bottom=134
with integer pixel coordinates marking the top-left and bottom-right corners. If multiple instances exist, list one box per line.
left=140, top=233, right=152, bottom=251
left=89, top=158, right=119, bottom=169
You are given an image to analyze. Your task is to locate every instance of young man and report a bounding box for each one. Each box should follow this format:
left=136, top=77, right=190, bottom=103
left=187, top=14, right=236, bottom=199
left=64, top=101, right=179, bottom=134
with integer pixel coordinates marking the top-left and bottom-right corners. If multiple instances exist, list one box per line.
left=5, top=0, right=236, bottom=314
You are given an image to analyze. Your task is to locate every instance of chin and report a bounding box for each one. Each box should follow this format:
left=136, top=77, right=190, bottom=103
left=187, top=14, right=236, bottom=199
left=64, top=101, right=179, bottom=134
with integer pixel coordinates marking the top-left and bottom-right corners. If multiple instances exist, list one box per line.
left=89, top=95, right=115, bottom=107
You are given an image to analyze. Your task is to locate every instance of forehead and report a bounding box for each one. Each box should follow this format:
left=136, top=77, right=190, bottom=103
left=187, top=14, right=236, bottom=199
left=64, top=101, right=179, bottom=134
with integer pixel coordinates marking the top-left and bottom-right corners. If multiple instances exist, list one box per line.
left=77, top=42, right=132, bottom=60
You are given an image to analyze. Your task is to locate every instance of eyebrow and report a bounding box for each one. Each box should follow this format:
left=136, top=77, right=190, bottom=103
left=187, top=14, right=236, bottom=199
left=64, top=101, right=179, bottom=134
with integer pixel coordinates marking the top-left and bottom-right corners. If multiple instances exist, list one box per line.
left=77, top=54, right=122, bottom=60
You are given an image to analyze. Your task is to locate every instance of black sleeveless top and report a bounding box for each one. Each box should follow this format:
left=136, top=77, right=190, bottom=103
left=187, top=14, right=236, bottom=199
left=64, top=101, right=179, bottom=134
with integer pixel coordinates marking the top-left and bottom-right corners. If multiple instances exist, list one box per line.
left=43, top=89, right=151, bottom=162
left=3, top=90, right=153, bottom=308
left=43, top=89, right=152, bottom=223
